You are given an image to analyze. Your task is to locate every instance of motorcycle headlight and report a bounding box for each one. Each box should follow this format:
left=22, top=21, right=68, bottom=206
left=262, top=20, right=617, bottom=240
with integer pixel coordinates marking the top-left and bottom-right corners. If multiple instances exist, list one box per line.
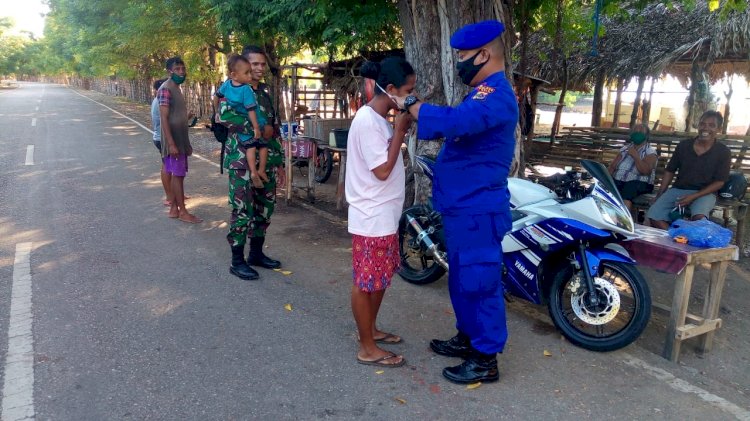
left=594, top=196, right=633, bottom=232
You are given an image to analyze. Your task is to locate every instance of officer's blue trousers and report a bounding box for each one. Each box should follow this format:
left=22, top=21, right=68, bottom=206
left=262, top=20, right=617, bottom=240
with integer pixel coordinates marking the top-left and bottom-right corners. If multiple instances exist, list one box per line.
left=442, top=212, right=510, bottom=355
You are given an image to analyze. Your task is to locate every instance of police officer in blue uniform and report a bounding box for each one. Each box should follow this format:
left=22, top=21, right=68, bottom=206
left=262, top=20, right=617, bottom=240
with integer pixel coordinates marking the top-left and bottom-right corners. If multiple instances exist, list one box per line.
left=400, top=20, right=518, bottom=384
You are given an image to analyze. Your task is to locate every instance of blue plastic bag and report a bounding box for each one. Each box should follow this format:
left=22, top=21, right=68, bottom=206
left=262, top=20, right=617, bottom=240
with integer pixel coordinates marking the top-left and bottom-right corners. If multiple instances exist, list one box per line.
left=668, top=218, right=733, bottom=248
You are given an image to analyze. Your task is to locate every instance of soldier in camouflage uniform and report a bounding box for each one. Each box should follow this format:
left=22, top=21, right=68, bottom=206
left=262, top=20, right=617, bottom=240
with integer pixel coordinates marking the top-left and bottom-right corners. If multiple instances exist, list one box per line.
left=221, top=45, right=284, bottom=280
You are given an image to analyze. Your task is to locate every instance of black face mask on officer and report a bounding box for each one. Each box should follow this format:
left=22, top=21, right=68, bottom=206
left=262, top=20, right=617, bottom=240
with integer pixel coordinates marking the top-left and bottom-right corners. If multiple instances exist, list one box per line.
left=456, top=49, right=488, bottom=86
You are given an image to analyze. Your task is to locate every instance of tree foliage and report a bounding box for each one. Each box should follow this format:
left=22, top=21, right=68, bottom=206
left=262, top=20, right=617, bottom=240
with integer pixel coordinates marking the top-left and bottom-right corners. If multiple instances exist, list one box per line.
left=1, top=0, right=401, bottom=81
left=1, top=0, right=745, bottom=84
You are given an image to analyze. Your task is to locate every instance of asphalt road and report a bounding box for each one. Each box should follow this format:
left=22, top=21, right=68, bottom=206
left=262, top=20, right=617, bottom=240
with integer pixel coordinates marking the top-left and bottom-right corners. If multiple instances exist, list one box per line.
left=1, top=82, right=749, bottom=420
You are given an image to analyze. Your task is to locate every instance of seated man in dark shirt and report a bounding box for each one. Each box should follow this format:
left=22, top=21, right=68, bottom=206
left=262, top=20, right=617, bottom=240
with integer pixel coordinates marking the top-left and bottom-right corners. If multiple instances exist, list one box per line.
left=646, top=111, right=731, bottom=230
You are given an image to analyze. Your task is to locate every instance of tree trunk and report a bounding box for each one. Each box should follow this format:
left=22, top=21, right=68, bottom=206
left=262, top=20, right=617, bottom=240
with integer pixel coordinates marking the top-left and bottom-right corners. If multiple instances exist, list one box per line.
left=629, top=75, right=646, bottom=129
left=398, top=0, right=516, bottom=205
left=591, top=68, right=605, bottom=127
left=612, top=78, right=624, bottom=128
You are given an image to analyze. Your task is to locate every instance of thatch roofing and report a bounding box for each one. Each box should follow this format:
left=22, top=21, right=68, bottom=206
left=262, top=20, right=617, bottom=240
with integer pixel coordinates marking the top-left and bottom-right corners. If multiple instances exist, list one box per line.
left=290, top=49, right=405, bottom=99
left=519, top=1, right=750, bottom=90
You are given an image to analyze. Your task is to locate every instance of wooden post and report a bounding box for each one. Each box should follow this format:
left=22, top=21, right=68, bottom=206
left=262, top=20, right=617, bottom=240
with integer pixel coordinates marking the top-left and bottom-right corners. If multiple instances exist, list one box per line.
left=550, top=59, right=568, bottom=141
left=322, top=88, right=327, bottom=119
left=698, top=261, right=729, bottom=353
left=629, top=75, right=646, bottom=129
left=591, top=68, right=606, bottom=127
left=663, top=263, right=695, bottom=362
left=722, top=75, right=733, bottom=135
left=612, top=78, right=624, bottom=128
left=285, top=67, right=297, bottom=203
left=525, top=85, right=540, bottom=163
left=642, top=77, right=656, bottom=125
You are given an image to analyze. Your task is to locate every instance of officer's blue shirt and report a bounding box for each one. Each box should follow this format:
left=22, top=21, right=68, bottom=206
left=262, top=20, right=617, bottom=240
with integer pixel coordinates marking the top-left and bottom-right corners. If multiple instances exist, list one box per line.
left=417, top=71, right=518, bottom=216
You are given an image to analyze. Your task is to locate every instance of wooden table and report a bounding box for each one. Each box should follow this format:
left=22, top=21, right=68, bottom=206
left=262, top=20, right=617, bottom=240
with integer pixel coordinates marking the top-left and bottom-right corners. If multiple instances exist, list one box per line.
left=620, top=225, right=739, bottom=362
left=316, top=144, right=347, bottom=210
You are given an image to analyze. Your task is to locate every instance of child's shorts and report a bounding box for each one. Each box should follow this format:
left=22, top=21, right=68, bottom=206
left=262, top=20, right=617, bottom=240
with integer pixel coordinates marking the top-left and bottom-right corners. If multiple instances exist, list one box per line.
left=351, top=234, right=400, bottom=292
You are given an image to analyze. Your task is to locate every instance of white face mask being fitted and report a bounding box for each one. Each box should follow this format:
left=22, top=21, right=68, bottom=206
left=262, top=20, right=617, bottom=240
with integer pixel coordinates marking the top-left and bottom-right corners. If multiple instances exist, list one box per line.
left=375, top=82, right=403, bottom=109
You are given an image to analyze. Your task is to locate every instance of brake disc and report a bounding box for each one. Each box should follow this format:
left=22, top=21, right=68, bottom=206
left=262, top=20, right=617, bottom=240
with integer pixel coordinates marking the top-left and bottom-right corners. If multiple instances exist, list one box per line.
left=570, top=277, right=621, bottom=325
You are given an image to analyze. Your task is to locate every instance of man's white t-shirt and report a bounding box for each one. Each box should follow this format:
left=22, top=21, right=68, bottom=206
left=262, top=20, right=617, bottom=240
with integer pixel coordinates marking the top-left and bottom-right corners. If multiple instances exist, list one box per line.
left=345, top=106, right=405, bottom=237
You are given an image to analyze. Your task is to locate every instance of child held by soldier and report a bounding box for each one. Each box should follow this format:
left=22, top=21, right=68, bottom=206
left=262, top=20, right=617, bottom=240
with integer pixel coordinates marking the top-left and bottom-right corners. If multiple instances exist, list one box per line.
left=215, top=54, right=267, bottom=188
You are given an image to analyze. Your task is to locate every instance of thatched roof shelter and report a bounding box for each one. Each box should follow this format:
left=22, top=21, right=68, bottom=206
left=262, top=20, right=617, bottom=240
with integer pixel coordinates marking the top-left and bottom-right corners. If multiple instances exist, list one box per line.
left=295, top=49, right=405, bottom=100
left=520, top=2, right=750, bottom=89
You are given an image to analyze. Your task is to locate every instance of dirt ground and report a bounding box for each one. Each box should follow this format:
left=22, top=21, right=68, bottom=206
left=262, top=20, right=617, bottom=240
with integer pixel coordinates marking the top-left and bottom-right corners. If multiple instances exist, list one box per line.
left=74, top=86, right=750, bottom=401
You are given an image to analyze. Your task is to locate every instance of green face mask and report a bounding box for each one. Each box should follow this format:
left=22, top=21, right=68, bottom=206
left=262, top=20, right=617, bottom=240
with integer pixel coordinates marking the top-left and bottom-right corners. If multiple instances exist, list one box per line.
left=170, top=73, right=186, bottom=85
left=630, top=132, right=647, bottom=145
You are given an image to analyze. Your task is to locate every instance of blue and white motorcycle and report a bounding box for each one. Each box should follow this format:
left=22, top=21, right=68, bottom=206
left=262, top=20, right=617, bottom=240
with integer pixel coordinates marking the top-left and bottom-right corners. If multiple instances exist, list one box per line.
left=399, top=158, right=651, bottom=351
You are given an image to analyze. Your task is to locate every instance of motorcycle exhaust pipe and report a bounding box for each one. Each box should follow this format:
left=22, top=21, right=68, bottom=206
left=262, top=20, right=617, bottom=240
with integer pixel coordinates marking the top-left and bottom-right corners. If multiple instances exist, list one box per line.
left=405, top=214, right=449, bottom=271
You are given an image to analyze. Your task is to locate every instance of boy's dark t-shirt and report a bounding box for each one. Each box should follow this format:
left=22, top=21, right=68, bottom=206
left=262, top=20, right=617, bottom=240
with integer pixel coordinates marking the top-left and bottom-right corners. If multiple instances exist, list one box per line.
left=667, top=138, right=731, bottom=190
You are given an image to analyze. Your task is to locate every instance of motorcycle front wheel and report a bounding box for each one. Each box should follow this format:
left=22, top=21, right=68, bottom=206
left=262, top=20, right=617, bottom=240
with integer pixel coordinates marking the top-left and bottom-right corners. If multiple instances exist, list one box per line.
left=397, top=205, right=446, bottom=285
left=548, top=261, right=651, bottom=352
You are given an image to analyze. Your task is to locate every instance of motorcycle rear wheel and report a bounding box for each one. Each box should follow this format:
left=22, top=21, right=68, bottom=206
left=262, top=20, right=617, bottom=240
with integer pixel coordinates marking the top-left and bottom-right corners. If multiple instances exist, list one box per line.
left=314, top=148, right=333, bottom=183
left=548, top=261, right=651, bottom=352
left=397, top=206, right=446, bottom=285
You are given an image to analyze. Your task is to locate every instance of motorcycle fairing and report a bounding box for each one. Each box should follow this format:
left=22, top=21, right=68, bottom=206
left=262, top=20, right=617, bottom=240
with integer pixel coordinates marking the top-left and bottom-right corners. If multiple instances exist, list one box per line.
left=506, top=218, right=612, bottom=257
left=500, top=217, right=619, bottom=305
left=502, top=251, right=542, bottom=303
left=580, top=247, right=636, bottom=277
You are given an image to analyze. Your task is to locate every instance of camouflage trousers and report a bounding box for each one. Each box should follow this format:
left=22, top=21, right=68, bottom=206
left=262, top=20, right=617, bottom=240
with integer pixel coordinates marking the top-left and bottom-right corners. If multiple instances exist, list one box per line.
left=226, top=168, right=277, bottom=247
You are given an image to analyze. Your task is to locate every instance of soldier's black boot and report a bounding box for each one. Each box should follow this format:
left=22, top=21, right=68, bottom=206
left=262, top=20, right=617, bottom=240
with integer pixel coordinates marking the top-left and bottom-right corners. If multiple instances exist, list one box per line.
left=248, top=237, right=281, bottom=269
left=230, top=245, right=259, bottom=280
left=442, top=349, right=499, bottom=384
left=430, top=332, right=472, bottom=358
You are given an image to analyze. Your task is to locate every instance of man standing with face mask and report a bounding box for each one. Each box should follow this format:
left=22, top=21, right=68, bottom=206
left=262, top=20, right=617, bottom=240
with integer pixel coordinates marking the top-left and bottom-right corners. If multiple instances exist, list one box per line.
left=159, top=56, right=202, bottom=224
left=398, top=20, right=518, bottom=384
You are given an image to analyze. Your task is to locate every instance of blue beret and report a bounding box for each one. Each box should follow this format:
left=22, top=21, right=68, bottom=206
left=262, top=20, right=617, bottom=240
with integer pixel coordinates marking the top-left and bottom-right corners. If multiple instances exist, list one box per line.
left=450, top=20, right=505, bottom=50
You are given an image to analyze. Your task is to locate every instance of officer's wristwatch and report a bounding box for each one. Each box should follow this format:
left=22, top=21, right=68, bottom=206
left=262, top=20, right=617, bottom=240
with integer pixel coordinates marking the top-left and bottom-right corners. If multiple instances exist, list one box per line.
left=403, top=95, right=419, bottom=114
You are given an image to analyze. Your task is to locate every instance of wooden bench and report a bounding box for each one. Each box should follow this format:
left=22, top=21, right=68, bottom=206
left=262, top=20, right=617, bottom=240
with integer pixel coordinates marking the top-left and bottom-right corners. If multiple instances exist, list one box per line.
left=529, top=127, right=750, bottom=249
left=620, top=225, right=739, bottom=362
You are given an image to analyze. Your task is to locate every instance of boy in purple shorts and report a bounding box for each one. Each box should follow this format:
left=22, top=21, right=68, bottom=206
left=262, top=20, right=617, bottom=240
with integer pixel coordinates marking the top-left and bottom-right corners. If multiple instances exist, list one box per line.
left=158, top=57, right=202, bottom=224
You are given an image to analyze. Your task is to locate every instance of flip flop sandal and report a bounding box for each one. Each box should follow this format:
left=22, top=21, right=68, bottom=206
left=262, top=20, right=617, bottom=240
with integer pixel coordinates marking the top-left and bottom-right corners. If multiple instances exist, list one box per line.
left=356, top=353, right=406, bottom=368
left=356, top=332, right=403, bottom=344
left=375, top=333, right=403, bottom=344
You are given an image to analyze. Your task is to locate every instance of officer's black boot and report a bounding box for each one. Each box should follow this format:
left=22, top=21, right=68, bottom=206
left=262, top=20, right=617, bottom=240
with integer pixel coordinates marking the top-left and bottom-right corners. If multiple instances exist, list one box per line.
left=430, top=332, right=472, bottom=358
left=442, top=349, right=499, bottom=384
left=230, top=245, right=259, bottom=280
left=248, top=237, right=281, bottom=269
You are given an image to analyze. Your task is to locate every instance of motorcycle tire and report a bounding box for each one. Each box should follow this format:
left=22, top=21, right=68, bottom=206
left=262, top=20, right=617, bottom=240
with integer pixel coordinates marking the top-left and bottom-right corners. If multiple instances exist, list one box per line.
left=548, top=261, right=651, bottom=352
left=314, top=148, right=333, bottom=183
left=397, top=205, right=446, bottom=285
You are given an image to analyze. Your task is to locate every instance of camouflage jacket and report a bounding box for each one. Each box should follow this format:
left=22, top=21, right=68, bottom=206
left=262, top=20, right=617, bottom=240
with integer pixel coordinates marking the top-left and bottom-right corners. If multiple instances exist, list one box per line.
left=224, top=82, right=284, bottom=171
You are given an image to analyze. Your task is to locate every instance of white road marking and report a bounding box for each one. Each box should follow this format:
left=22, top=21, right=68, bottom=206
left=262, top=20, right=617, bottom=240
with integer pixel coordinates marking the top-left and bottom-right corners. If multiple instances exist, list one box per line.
left=621, top=354, right=750, bottom=420
left=30, top=118, right=36, bottom=127
left=68, top=88, right=219, bottom=168
left=1, top=242, right=35, bottom=421
left=24, top=146, right=34, bottom=166
left=509, top=302, right=750, bottom=419
left=34, top=106, right=39, bottom=111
